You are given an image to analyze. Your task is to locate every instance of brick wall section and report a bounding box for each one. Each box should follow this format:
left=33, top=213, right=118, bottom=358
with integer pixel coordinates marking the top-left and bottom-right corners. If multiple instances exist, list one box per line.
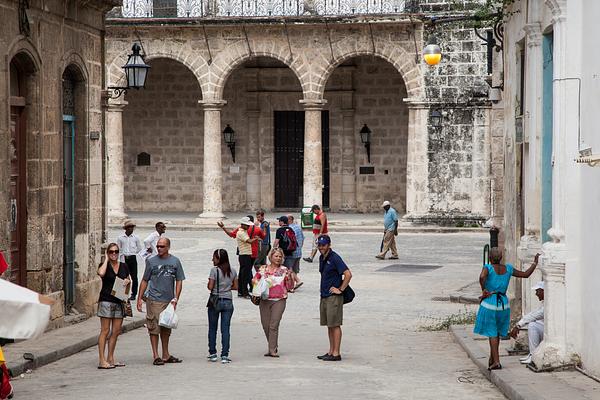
left=123, top=58, right=204, bottom=211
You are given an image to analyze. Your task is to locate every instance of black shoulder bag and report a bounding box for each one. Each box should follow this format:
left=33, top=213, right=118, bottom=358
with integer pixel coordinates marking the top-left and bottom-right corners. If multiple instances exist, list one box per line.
left=207, top=267, right=221, bottom=310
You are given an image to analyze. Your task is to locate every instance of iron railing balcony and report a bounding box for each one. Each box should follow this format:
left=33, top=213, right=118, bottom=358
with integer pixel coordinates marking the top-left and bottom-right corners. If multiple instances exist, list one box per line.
left=118, top=0, right=413, bottom=18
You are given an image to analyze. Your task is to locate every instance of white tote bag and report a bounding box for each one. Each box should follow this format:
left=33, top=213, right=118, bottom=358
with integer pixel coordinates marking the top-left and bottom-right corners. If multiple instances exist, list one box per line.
left=0, top=279, right=51, bottom=339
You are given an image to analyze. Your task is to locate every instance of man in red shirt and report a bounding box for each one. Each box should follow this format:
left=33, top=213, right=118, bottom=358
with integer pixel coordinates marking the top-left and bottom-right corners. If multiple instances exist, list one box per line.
left=217, top=215, right=265, bottom=265
left=303, top=205, right=328, bottom=263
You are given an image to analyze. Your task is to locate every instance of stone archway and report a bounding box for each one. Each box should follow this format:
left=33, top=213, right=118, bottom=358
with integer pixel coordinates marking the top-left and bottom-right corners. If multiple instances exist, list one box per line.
left=321, top=54, right=410, bottom=212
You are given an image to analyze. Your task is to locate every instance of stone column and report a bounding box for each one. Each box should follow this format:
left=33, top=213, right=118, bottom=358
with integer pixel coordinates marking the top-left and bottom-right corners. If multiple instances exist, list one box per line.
left=300, top=99, right=327, bottom=207
left=246, top=109, right=261, bottom=209
left=341, top=108, right=357, bottom=210
left=404, top=100, right=430, bottom=218
left=532, top=8, right=572, bottom=369
left=105, top=98, right=128, bottom=224
left=518, top=22, right=544, bottom=315
left=196, top=100, right=227, bottom=220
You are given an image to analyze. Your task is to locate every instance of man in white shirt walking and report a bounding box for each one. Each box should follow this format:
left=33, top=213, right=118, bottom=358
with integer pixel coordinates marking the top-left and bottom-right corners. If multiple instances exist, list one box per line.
left=509, top=281, right=544, bottom=365
left=144, top=222, right=166, bottom=257
left=117, top=220, right=143, bottom=300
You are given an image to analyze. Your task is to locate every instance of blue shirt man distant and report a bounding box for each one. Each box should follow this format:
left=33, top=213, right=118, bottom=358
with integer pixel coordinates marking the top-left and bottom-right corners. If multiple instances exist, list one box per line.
left=376, top=200, right=399, bottom=260
left=317, top=235, right=352, bottom=362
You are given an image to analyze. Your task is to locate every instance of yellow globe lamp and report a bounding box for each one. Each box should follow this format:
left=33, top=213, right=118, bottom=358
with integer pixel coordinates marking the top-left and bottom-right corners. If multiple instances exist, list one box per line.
left=423, top=43, right=442, bottom=66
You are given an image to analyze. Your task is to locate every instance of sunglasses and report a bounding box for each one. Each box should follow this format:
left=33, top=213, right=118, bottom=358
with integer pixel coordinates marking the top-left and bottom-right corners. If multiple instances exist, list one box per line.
left=156, top=245, right=167, bottom=249
left=108, top=250, right=119, bottom=254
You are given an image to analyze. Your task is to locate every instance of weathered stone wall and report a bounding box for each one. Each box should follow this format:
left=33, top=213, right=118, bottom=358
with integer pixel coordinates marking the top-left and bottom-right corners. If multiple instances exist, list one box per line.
left=123, top=58, right=204, bottom=212
left=0, top=0, right=111, bottom=323
left=423, top=21, right=493, bottom=222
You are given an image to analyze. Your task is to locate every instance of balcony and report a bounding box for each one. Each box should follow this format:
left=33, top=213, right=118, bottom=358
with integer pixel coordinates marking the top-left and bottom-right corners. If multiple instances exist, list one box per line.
left=117, top=0, right=413, bottom=18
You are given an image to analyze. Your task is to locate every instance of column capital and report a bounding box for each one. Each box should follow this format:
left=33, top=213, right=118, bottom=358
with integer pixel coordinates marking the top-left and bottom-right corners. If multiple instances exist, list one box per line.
left=199, top=99, right=227, bottom=110
left=524, top=23, right=543, bottom=48
left=105, top=97, right=128, bottom=111
left=300, top=99, right=327, bottom=110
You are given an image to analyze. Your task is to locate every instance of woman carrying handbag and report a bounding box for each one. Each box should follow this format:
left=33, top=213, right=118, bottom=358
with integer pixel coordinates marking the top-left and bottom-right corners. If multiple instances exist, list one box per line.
left=207, top=249, right=238, bottom=364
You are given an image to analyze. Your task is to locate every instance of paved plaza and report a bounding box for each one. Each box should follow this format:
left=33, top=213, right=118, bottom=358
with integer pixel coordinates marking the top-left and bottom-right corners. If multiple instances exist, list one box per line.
left=13, top=230, right=504, bottom=399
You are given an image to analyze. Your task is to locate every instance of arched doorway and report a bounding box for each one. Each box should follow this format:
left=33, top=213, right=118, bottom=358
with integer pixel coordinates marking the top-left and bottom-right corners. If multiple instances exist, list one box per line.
left=61, top=65, right=87, bottom=308
left=221, top=56, right=324, bottom=210
left=8, top=53, right=38, bottom=286
left=323, top=55, right=409, bottom=213
left=122, top=58, right=203, bottom=212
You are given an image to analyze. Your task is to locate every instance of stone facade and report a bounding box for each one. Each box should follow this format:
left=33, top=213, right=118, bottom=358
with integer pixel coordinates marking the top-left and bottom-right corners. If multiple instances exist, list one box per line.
left=502, top=0, right=600, bottom=377
left=0, top=0, right=115, bottom=325
left=106, top=1, right=500, bottom=224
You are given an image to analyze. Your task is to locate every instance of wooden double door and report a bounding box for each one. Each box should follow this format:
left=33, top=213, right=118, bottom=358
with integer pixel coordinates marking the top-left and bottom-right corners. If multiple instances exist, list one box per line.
left=9, top=103, right=27, bottom=286
left=273, top=111, right=329, bottom=209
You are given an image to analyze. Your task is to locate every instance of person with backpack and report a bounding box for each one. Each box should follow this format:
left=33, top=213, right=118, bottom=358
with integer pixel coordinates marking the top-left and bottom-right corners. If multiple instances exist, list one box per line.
left=273, top=216, right=298, bottom=280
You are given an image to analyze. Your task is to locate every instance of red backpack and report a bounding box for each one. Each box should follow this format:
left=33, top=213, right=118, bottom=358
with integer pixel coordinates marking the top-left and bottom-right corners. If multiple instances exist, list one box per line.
left=0, top=363, right=13, bottom=400
left=280, top=227, right=297, bottom=254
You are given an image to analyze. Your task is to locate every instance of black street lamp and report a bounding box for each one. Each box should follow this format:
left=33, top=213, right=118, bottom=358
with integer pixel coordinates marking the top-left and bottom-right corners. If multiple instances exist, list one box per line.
left=106, top=43, right=151, bottom=99
left=360, top=124, right=372, bottom=163
left=223, top=124, right=236, bottom=163
left=430, top=109, right=443, bottom=127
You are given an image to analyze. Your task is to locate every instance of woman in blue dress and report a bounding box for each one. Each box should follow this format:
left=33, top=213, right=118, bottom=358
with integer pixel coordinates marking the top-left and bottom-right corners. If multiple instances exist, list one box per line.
left=474, top=247, right=540, bottom=370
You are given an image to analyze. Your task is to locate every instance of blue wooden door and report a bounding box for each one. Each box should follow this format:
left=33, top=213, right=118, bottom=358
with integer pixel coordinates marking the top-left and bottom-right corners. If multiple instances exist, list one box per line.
left=541, top=33, right=554, bottom=243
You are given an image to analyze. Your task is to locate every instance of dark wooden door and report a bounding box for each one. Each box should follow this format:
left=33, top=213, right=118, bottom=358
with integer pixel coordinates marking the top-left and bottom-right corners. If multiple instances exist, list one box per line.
left=274, top=111, right=305, bottom=208
left=274, top=111, right=330, bottom=209
left=321, top=111, right=330, bottom=208
left=9, top=105, right=27, bottom=286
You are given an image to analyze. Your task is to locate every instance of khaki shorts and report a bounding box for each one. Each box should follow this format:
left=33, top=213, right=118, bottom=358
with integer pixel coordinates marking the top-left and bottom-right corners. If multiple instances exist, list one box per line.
left=320, top=295, right=343, bottom=327
left=146, top=299, right=171, bottom=336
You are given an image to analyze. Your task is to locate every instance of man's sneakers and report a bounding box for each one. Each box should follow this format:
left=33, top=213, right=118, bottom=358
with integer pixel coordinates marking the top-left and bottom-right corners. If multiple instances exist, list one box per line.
left=207, top=354, right=218, bottom=362
left=389, top=256, right=399, bottom=260
left=303, top=257, right=313, bottom=263
left=221, top=356, right=232, bottom=364
left=375, top=255, right=385, bottom=260
left=520, top=354, right=532, bottom=364
left=317, top=353, right=342, bottom=361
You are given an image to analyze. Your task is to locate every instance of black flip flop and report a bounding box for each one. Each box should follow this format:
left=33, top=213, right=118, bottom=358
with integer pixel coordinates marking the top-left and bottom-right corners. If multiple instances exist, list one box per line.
left=153, top=357, right=164, bottom=366
left=98, top=365, right=115, bottom=370
left=163, top=355, right=182, bottom=363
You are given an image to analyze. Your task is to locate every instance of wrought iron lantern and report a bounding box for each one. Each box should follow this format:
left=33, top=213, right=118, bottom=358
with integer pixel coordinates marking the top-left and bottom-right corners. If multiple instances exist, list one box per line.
left=106, top=43, right=151, bottom=99
left=430, top=110, right=443, bottom=127
left=223, top=124, right=236, bottom=163
left=360, top=124, right=372, bottom=163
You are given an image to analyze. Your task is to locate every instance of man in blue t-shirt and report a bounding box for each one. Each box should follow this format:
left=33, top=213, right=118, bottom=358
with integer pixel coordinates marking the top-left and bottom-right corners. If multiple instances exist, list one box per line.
left=316, top=235, right=352, bottom=362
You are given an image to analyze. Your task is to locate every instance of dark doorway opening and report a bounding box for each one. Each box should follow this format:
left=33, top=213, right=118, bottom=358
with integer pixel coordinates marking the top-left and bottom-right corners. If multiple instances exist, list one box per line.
left=274, top=111, right=329, bottom=208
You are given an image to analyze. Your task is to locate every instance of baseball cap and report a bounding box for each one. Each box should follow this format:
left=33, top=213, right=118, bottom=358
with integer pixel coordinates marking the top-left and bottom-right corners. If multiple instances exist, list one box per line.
left=532, top=281, right=544, bottom=291
left=317, top=235, right=331, bottom=246
left=381, top=200, right=390, bottom=208
left=278, top=216, right=289, bottom=224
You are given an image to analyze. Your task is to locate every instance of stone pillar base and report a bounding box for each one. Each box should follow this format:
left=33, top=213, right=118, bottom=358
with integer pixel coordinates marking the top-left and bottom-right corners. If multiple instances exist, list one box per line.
left=532, top=340, right=577, bottom=369
left=195, top=211, right=225, bottom=223
left=107, top=211, right=128, bottom=225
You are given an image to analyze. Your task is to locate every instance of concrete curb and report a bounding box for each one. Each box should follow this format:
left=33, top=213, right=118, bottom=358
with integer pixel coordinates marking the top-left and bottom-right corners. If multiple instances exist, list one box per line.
left=448, top=293, right=480, bottom=304
left=450, top=325, right=544, bottom=400
left=7, top=317, right=145, bottom=377
left=107, top=223, right=486, bottom=234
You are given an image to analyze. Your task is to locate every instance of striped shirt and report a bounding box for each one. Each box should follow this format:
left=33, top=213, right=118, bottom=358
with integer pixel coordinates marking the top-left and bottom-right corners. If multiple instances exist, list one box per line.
left=236, top=228, right=252, bottom=256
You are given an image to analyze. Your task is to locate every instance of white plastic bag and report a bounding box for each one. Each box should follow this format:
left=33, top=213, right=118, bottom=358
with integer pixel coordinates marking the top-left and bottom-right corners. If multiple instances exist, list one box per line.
left=158, top=303, right=179, bottom=329
left=252, top=277, right=270, bottom=300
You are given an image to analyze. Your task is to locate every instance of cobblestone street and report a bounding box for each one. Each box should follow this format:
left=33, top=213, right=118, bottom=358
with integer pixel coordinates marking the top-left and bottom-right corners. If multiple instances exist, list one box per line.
left=13, top=230, right=504, bottom=399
